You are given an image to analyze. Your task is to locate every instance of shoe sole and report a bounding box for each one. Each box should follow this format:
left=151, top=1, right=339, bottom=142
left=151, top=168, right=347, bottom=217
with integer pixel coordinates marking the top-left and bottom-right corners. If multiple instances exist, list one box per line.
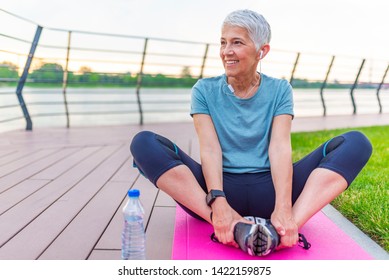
left=246, top=223, right=277, bottom=256
left=234, top=217, right=310, bottom=256
left=235, top=217, right=279, bottom=257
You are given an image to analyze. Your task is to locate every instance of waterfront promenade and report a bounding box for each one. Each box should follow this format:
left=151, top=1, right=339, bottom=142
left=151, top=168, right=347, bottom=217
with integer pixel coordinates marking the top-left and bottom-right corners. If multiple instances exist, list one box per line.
left=0, top=114, right=388, bottom=260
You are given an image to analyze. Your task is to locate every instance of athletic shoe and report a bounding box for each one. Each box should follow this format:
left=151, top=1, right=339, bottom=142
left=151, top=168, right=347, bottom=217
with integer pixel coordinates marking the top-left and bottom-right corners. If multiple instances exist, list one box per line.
left=210, top=215, right=310, bottom=256
left=234, top=216, right=279, bottom=256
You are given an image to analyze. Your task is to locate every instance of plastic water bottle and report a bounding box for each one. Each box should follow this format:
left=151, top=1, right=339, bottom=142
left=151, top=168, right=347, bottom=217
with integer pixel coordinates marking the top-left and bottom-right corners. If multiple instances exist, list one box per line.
left=121, top=189, right=146, bottom=260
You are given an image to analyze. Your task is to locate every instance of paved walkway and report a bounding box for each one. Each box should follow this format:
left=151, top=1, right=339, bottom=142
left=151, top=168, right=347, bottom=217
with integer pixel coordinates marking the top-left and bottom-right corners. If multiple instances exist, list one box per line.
left=291, top=113, right=389, bottom=132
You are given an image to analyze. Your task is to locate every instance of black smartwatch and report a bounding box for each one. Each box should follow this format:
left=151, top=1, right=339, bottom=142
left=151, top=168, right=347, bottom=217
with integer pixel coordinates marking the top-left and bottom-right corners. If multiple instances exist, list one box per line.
left=206, top=189, right=226, bottom=206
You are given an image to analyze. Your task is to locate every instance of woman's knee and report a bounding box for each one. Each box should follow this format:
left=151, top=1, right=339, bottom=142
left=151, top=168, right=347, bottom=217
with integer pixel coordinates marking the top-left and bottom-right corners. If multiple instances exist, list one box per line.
left=323, top=130, right=372, bottom=186
left=326, top=131, right=372, bottom=156
left=343, top=130, right=373, bottom=161
left=130, top=131, right=155, bottom=157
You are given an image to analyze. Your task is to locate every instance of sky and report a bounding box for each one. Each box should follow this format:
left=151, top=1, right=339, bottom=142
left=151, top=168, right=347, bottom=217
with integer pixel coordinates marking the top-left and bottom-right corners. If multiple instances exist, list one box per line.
left=1, top=0, right=388, bottom=83
left=1, top=0, right=388, bottom=61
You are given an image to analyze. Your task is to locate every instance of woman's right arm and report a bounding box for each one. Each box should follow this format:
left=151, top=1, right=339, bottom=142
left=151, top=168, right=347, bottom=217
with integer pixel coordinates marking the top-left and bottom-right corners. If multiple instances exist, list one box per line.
left=193, top=114, right=223, bottom=193
left=193, top=113, right=241, bottom=247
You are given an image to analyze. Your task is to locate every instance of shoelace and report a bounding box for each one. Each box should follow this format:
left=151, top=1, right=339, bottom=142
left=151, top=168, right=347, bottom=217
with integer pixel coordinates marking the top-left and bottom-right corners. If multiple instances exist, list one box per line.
left=298, top=233, right=311, bottom=250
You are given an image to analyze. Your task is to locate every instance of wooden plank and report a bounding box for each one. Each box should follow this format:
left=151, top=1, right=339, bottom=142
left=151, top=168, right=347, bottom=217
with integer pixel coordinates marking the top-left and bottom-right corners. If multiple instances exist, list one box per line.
left=0, top=148, right=59, bottom=178
left=0, top=149, right=16, bottom=158
left=110, top=157, right=134, bottom=182
left=30, top=147, right=97, bottom=180
left=47, top=126, right=138, bottom=147
left=1, top=128, right=79, bottom=148
left=0, top=145, right=127, bottom=260
left=94, top=195, right=128, bottom=251
left=88, top=249, right=121, bottom=260
left=0, top=126, right=133, bottom=149
left=0, top=179, right=50, bottom=214
left=146, top=206, right=176, bottom=260
left=94, top=166, right=140, bottom=250
left=155, top=190, right=176, bottom=207
left=0, top=145, right=115, bottom=251
left=39, top=181, right=131, bottom=260
left=0, top=149, right=44, bottom=167
left=0, top=147, right=79, bottom=193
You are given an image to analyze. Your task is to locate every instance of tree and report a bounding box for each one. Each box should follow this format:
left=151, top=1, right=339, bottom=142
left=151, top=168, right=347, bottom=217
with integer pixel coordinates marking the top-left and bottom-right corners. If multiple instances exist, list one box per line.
left=78, top=66, right=92, bottom=74
left=77, top=66, right=99, bottom=84
left=180, top=66, right=196, bottom=87
left=0, top=61, right=19, bottom=81
left=180, top=66, right=192, bottom=78
left=29, top=63, right=64, bottom=83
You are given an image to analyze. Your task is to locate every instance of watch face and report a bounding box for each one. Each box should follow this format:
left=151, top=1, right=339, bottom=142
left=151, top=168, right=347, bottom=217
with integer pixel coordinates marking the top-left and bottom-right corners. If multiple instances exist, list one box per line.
left=206, top=192, right=213, bottom=206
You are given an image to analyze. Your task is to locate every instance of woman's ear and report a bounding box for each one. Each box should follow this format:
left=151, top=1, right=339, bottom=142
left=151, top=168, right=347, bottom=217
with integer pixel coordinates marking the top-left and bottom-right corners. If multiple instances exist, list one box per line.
left=258, top=44, right=270, bottom=60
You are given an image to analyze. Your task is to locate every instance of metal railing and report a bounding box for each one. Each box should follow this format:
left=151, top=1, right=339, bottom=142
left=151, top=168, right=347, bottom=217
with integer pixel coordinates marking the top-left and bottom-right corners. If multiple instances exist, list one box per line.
left=1, top=8, right=388, bottom=131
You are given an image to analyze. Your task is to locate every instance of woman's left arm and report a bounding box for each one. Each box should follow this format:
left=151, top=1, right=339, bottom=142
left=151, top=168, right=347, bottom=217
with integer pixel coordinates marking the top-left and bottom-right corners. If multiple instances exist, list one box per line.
left=268, top=114, right=299, bottom=248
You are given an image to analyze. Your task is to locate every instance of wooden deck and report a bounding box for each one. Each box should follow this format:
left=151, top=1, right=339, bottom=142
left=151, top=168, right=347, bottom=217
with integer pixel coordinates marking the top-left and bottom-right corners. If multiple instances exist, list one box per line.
left=0, top=122, right=199, bottom=260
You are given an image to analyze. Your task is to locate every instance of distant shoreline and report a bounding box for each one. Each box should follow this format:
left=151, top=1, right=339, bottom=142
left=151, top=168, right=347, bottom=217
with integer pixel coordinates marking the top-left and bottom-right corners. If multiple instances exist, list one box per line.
left=1, top=82, right=381, bottom=90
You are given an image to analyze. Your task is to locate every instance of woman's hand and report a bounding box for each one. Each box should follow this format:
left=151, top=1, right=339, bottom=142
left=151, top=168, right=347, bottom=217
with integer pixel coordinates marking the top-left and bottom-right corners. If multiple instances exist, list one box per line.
left=211, top=198, right=249, bottom=248
left=270, top=206, right=298, bottom=249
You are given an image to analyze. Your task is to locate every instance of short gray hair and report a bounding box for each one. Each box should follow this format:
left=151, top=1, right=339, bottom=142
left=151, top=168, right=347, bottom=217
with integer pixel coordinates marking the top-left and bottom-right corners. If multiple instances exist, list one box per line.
left=222, top=9, right=271, bottom=51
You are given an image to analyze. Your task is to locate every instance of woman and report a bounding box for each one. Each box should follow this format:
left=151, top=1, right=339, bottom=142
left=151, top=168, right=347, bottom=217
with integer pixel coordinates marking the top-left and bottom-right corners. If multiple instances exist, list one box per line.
left=130, top=9, right=372, bottom=256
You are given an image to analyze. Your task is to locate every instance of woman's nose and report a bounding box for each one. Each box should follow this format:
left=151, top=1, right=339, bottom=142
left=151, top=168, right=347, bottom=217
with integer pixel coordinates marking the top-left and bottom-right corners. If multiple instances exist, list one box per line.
left=223, top=44, right=234, bottom=55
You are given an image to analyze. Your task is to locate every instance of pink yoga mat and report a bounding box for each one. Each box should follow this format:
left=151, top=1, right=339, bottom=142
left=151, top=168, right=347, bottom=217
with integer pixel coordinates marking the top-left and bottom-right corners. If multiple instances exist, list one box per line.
left=172, top=206, right=373, bottom=260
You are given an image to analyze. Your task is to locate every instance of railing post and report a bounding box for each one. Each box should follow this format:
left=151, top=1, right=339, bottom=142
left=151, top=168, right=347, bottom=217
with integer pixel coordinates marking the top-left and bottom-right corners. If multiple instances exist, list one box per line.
left=199, top=43, right=209, bottom=79
left=350, top=59, right=365, bottom=114
left=319, top=55, right=335, bottom=116
left=15, top=25, right=42, bottom=131
left=376, top=63, right=389, bottom=114
left=289, top=52, right=300, bottom=86
left=62, top=31, right=71, bottom=128
left=135, top=38, right=148, bottom=125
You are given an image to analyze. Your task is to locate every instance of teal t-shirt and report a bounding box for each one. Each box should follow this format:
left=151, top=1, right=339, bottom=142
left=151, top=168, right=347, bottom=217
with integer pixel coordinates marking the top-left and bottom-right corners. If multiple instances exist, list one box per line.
left=190, top=73, right=294, bottom=173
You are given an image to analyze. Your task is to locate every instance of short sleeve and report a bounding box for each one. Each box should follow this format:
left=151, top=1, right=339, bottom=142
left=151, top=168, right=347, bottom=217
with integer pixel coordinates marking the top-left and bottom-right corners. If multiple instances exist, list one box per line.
left=190, top=81, right=210, bottom=116
left=274, top=81, right=294, bottom=118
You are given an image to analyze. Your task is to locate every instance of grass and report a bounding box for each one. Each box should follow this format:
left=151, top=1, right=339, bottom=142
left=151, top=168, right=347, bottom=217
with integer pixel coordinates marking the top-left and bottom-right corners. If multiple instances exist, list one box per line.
left=291, top=125, right=389, bottom=252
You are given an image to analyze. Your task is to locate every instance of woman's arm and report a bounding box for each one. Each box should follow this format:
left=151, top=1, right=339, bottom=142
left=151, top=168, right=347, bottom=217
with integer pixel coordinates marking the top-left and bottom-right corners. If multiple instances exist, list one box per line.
left=193, top=114, right=242, bottom=247
left=268, top=114, right=298, bottom=248
left=193, top=114, right=223, bottom=192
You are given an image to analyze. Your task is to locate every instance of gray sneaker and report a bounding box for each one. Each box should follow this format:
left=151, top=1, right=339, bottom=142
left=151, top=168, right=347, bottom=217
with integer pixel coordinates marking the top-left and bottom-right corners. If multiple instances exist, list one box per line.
left=234, top=216, right=280, bottom=256
left=210, top=215, right=310, bottom=256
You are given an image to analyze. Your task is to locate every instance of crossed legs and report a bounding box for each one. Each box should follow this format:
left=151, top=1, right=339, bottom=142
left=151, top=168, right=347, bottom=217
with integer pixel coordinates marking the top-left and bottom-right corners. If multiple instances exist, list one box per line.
left=130, top=130, right=372, bottom=238
left=155, top=164, right=348, bottom=230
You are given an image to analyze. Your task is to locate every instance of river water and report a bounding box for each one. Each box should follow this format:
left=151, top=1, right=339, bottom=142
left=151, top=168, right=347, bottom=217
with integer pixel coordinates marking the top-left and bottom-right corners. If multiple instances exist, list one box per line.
left=0, top=87, right=388, bottom=132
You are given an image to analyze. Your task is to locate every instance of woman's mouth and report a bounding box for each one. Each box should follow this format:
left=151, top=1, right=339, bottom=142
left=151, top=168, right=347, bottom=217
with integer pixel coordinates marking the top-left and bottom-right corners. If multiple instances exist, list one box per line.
left=226, top=60, right=239, bottom=65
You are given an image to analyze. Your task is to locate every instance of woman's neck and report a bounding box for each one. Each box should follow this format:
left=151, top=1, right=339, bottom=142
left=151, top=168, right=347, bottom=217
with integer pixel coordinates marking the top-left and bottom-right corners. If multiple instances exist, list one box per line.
left=228, top=72, right=260, bottom=99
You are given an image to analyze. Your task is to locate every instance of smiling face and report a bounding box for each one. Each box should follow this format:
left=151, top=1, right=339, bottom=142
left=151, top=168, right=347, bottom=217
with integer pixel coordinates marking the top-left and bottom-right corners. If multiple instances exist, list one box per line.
left=220, top=25, right=260, bottom=80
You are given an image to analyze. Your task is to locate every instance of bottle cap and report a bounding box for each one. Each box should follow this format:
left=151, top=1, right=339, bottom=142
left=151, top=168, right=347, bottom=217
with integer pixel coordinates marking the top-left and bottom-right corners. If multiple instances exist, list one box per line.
left=127, top=189, right=140, bottom=197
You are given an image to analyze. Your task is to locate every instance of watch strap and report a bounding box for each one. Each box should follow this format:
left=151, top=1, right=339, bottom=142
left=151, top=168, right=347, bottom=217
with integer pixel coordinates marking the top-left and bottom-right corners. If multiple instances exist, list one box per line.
left=206, top=189, right=226, bottom=206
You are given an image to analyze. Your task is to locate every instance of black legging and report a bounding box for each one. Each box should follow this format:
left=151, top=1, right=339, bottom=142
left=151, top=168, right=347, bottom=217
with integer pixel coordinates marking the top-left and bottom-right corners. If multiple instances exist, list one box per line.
left=130, top=130, right=372, bottom=220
